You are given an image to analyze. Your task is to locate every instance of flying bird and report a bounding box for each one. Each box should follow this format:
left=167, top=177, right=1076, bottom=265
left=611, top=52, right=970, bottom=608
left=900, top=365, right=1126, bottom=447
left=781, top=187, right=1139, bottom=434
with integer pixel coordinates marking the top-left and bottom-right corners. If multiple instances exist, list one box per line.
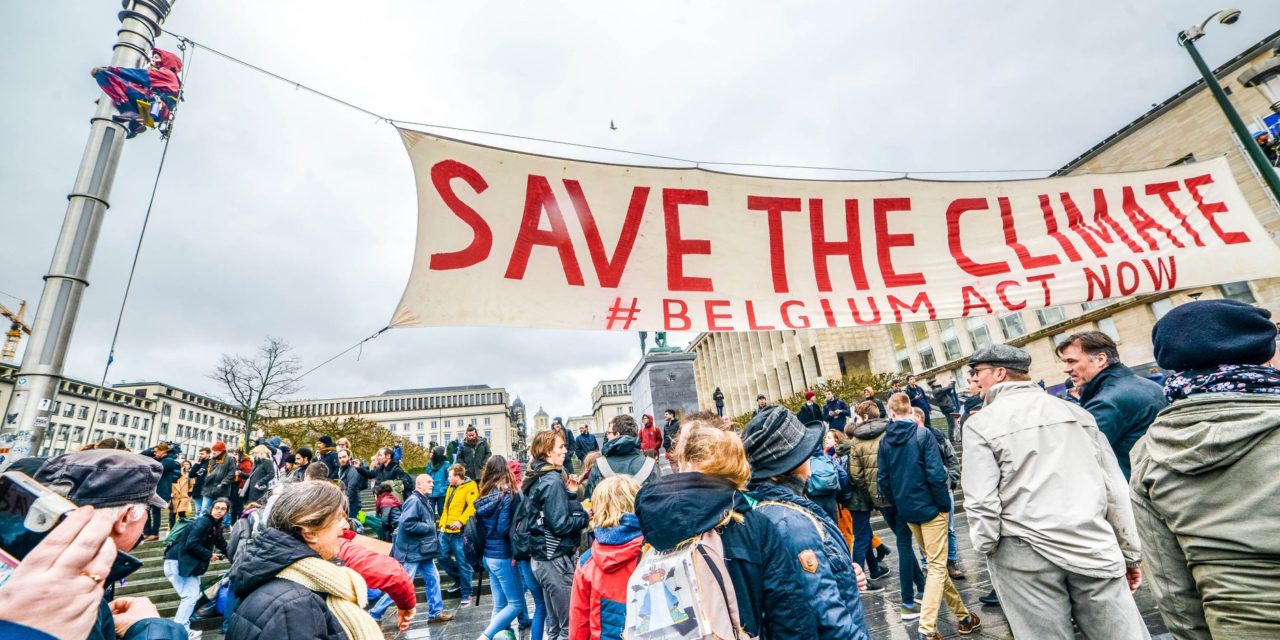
left=610, top=120, right=618, bottom=131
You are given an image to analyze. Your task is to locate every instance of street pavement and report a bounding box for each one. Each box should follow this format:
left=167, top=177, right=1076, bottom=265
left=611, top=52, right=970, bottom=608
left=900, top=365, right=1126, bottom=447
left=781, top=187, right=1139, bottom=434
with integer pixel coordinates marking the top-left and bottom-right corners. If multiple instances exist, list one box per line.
left=191, top=500, right=1173, bottom=639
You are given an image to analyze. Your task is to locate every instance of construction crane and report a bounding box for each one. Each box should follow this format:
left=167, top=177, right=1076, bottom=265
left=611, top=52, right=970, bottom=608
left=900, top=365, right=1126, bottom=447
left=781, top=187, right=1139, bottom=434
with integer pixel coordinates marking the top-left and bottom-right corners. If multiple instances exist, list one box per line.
left=0, top=300, right=30, bottom=364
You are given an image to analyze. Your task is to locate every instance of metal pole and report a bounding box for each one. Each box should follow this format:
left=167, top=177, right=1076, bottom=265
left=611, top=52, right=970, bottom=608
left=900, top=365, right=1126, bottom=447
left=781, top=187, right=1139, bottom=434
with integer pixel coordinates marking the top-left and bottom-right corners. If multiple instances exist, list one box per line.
left=0, top=0, right=175, bottom=468
left=1182, top=37, right=1280, bottom=203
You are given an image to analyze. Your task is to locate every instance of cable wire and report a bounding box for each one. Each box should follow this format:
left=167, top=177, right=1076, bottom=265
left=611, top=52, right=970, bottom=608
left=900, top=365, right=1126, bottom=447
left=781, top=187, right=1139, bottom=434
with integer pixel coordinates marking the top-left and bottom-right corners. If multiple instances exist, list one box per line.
left=291, top=326, right=391, bottom=384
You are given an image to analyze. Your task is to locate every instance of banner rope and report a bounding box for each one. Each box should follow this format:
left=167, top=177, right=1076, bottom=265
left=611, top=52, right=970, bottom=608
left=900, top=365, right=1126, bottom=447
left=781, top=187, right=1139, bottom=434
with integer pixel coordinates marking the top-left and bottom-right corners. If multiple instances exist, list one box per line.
left=160, top=29, right=1218, bottom=178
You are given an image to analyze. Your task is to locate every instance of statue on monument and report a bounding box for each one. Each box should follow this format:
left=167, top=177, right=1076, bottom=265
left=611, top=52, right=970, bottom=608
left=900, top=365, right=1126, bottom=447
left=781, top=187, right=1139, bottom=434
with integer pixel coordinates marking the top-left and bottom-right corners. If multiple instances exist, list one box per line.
left=639, top=331, right=679, bottom=356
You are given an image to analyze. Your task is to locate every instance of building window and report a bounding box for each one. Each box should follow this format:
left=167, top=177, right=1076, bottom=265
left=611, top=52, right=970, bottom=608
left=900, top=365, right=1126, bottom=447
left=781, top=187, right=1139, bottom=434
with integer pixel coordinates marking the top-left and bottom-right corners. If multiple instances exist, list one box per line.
left=417, top=422, right=424, bottom=430
left=1081, top=299, right=1113, bottom=311
left=63, top=403, right=75, bottom=417
left=179, top=408, right=186, bottom=420
left=417, top=435, right=424, bottom=445
left=1218, top=281, right=1256, bottom=304
left=888, top=325, right=911, bottom=372
left=1036, top=307, right=1067, bottom=327
left=444, top=420, right=451, bottom=428
left=1150, top=298, right=1174, bottom=320
left=940, top=323, right=963, bottom=361
left=484, top=417, right=491, bottom=425
left=1000, top=313, right=1027, bottom=339
left=431, top=420, right=437, bottom=428
left=917, top=343, right=937, bottom=370
left=1097, top=317, right=1120, bottom=342
left=966, top=317, right=992, bottom=351
left=484, top=431, right=492, bottom=441
left=1052, top=332, right=1069, bottom=346
left=97, top=410, right=107, bottom=424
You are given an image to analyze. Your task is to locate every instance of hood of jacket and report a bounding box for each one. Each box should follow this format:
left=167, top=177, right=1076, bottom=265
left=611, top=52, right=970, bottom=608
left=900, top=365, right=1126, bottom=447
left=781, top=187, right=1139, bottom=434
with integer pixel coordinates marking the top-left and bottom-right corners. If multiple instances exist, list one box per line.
left=601, top=435, right=641, bottom=457
left=883, top=418, right=920, bottom=446
left=592, top=514, right=645, bottom=573
left=852, top=418, right=889, bottom=440
left=1144, top=393, right=1280, bottom=474
left=229, top=528, right=319, bottom=597
left=521, top=459, right=563, bottom=493
left=152, top=49, right=182, bottom=73
left=634, top=472, right=750, bottom=551
left=982, top=380, right=1044, bottom=406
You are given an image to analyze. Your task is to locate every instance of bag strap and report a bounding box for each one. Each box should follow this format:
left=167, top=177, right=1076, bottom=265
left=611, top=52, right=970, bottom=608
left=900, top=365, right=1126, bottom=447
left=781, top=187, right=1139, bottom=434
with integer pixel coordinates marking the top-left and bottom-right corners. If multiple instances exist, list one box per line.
left=633, top=457, right=656, bottom=484
left=597, top=457, right=615, bottom=478
left=695, top=543, right=734, bottom=612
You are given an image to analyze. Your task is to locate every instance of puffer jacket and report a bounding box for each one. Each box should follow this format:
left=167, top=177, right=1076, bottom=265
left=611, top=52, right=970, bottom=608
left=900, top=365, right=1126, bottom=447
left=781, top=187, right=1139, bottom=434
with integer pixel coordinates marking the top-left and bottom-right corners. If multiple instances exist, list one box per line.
left=845, top=418, right=887, bottom=511
left=521, top=460, right=587, bottom=560
left=227, top=528, right=347, bottom=640
left=438, top=478, right=478, bottom=532
left=747, top=480, right=871, bottom=640
left=876, top=419, right=950, bottom=524
left=961, top=381, right=1139, bottom=579
left=393, top=491, right=440, bottom=563
left=1079, top=362, right=1167, bottom=479
left=569, top=514, right=644, bottom=640
left=634, top=472, right=817, bottom=640
left=583, top=435, right=660, bottom=499
left=164, top=513, right=229, bottom=578
left=474, top=490, right=515, bottom=559
left=1130, top=393, right=1280, bottom=639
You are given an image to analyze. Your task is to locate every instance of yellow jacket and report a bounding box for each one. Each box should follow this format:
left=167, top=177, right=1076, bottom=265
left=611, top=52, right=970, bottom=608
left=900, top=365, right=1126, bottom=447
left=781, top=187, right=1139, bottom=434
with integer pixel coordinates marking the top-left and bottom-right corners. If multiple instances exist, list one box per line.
left=438, top=479, right=478, bottom=533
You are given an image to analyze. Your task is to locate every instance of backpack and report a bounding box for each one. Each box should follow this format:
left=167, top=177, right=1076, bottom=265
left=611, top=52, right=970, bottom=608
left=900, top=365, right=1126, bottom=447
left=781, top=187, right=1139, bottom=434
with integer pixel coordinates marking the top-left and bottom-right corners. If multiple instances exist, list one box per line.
left=624, top=529, right=750, bottom=640
left=164, top=518, right=193, bottom=551
left=806, top=455, right=841, bottom=497
left=597, top=456, right=656, bottom=484
left=510, top=493, right=541, bottom=559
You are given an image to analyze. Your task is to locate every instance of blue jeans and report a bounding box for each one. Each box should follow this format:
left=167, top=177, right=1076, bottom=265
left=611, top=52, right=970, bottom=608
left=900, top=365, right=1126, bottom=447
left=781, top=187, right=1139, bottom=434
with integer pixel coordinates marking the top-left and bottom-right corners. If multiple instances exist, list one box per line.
left=438, top=532, right=473, bottom=598
left=947, top=494, right=958, bottom=563
left=483, top=557, right=524, bottom=639
left=162, top=560, right=201, bottom=629
left=370, top=558, right=444, bottom=620
left=517, top=560, right=544, bottom=640
left=889, top=511, right=925, bottom=606
left=851, top=510, right=880, bottom=576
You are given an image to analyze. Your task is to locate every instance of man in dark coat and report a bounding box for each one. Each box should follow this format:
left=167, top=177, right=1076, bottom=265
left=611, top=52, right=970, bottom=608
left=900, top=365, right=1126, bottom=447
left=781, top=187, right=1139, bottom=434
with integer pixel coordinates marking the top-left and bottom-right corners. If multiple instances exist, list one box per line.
left=456, top=426, right=492, bottom=481
left=201, top=441, right=237, bottom=523
left=315, top=435, right=340, bottom=479
left=930, top=379, right=959, bottom=439
left=372, top=446, right=414, bottom=489
left=1057, top=331, right=1167, bottom=479
left=335, top=449, right=376, bottom=518
left=660, top=409, right=682, bottom=460
left=904, top=374, right=933, bottom=420
left=190, top=446, right=210, bottom=505
left=368, top=474, right=451, bottom=623
left=583, top=414, right=660, bottom=498
left=141, top=442, right=181, bottom=541
left=33, top=449, right=186, bottom=640
left=797, top=391, right=824, bottom=425
left=574, top=424, right=600, bottom=462
left=823, top=390, right=850, bottom=431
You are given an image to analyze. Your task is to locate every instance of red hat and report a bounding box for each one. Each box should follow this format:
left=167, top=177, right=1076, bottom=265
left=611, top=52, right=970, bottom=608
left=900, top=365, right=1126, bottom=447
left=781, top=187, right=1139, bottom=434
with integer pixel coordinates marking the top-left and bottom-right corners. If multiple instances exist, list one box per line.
left=804, top=391, right=815, bottom=400
left=212, top=441, right=227, bottom=453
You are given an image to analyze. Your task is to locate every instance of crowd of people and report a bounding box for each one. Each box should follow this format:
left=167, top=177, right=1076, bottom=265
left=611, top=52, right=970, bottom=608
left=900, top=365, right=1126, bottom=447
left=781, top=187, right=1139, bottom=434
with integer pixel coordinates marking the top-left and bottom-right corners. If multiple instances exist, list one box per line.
left=1, top=299, right=1278, bottom=640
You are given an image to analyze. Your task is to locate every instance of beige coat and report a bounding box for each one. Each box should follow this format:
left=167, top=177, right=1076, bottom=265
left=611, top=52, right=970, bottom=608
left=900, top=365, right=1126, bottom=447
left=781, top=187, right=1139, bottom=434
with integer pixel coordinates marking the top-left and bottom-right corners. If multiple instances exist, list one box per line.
left=170, top=473, right=193, bottom=515
left=961, top=381, right=1140, bottom=579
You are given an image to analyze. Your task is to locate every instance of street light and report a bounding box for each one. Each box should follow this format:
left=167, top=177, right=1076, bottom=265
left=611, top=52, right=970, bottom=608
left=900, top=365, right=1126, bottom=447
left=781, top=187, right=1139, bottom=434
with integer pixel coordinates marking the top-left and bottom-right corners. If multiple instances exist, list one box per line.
left=1177, top=9, right=1280, bottom=203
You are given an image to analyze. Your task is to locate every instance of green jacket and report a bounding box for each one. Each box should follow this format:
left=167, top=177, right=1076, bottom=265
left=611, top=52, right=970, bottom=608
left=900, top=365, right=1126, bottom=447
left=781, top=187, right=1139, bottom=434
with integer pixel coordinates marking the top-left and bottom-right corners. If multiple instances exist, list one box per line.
left=1130, top=393, right=1280, bottom=640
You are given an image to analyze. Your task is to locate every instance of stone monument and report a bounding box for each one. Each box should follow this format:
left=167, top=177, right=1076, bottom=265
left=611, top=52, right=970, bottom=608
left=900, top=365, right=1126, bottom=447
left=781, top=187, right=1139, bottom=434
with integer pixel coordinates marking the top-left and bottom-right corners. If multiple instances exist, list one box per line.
left=629, top=336, right=699, bottom=421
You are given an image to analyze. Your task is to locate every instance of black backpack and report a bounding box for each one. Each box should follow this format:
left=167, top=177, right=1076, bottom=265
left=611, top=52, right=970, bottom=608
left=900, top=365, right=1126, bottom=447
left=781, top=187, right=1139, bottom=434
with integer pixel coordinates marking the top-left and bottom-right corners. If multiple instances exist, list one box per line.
left=510, top=493, right=538, bottom=559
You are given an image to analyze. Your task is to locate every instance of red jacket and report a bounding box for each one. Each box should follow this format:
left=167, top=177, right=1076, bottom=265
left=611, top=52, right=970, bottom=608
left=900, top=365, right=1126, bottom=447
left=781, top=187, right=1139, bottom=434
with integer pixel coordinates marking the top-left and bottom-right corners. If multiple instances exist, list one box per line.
left=569, top=516, right=644, bottom=640
left=338, top=537, right=416, bottom=611
left=639, top=424, right=662, bottom=452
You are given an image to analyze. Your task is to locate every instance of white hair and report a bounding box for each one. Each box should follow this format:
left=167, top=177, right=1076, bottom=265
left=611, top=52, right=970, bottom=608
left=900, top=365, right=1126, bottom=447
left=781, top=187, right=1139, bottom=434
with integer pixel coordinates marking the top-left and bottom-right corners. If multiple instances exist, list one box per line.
left=104, top=503, right=148, bottom=522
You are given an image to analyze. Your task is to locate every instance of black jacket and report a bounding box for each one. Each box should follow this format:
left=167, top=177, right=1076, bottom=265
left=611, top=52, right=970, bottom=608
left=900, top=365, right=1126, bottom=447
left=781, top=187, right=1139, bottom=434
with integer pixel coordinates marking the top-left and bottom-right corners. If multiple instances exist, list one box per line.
left=317, top=447, right=340, bottom=479
left=635, top=472, right=817, bottom=640
left=392, top=491, right=440, bottom=563
left=373, top=460, right=414, bottom=488
left=457, top=439, right=492, bottom=483
left=336, top=463, right=375, bottom=518
left=203, top=454, right=237, bottom=499
left=661, top=418, right=681, bottom=453
left=876, top=419, right=950, bottom=524
left=1079, top=362, right=1168, bottom=478
left=90, top=552, right=186, bottom=640
left=164, top=513, right=228, bottom=577
left=520, top=460, right=587, bottom=560
left=243, top=458, right=276, bottom=505
left=583, top=435, right=658, bottom=499
left=227, top=528, right=346, bottom=640
left=796, top=402, right=824, bottom=426
left=191, top=457, right=209, bottom=499
left=143, top=448, right=182, bottom=502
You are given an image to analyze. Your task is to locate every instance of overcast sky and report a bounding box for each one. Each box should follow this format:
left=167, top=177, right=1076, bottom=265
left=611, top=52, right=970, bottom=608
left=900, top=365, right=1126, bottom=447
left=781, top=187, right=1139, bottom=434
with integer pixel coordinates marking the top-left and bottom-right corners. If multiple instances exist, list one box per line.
left=3, top=1, right=1278, bottom=418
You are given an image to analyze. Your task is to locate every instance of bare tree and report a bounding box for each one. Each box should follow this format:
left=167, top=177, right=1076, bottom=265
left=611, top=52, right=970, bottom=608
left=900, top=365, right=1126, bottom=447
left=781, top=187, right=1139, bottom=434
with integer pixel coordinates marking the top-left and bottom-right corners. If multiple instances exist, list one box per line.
left=211, top=336, right=301, bottom=451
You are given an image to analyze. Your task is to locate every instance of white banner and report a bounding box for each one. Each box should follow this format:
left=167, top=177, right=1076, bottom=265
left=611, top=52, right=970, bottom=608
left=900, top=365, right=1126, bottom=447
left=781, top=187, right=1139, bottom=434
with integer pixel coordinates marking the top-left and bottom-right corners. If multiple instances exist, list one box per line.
left=391, top=129, right=1280, bottom=332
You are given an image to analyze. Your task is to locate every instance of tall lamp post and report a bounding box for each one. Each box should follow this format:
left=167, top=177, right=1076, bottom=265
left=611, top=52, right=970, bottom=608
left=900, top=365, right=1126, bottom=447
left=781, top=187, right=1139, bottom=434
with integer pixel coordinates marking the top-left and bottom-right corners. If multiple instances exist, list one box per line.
left=1178, top=9, right=1280, bottom=203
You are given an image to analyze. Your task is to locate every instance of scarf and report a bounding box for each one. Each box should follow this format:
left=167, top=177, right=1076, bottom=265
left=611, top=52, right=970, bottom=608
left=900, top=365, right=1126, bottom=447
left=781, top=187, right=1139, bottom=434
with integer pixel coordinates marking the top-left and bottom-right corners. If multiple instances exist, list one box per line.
left=1164, top=364, right=1280, bottom=402
left=276, top=556, right=383, bottom=639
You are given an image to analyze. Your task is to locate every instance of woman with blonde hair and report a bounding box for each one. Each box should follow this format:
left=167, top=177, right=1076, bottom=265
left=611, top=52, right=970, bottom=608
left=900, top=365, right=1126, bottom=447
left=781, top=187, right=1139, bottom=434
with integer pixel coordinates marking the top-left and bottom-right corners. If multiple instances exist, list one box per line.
left=227, top=480, right=383, bottom=639
left=569, top=475, right=642, bottom=640
left=633, top=415, right=814, bottom=640
left=243, top=444, right=277, bottom=505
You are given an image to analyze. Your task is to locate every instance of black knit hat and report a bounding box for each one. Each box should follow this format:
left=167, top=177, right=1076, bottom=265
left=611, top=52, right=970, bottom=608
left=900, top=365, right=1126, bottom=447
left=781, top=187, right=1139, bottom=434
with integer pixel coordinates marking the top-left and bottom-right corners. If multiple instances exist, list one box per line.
left=741, top=406, right=824, bottom=480
left=1152, top=299, right=1277, bottom=371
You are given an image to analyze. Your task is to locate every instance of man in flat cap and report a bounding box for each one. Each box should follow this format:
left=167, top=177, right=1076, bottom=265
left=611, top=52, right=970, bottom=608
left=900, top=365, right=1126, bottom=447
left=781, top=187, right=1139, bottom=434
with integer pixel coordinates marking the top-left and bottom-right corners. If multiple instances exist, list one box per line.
left=33, top=448, right=187, bottom=640
left=960, top=344, right=1148, bottom=640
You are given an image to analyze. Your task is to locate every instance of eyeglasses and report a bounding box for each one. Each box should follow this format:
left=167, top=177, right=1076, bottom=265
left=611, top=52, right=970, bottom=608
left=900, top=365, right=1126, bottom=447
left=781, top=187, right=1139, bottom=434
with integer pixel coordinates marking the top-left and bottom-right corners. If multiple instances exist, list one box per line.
left=968, top=366, right=995, bottom=378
